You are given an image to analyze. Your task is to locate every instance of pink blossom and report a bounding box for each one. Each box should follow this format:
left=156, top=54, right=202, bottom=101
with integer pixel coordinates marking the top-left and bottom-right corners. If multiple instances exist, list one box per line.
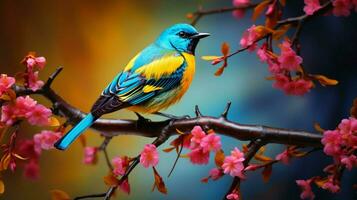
left=321, top=130, right=342, bottom=158
left=28, top=71, right=44, bottom=91
left=0, top=74, right=15, bottom=96
left=26, top=104, right=52, bottom=126
left=278, top=41, right=302, bottom=71
left=222, top=156, right=245, bottom=178
left=24, top=160, right=40, bottom=180
left=233, top=0, right=250, bottom=7
left=332, top=0, right=352, bottom=16
left=275, top=149, right=290, bottom=165
left=16, top=139, right=40, bottom=159
left=1, top=104, right=16, bottom=125
left=34, top=57, right=46, bottom=69
left=83, top=147, right=98, bottom=165
left=322, top=177, right=340, bottom=193
left=341, top=155, right=357, bottom=170
left=112, top=156, right=128, bottom=176
left=232, top=10, right=246, bottom=19
left=273, top=74, right=313, bottom=96
left=200, top=133, right=222, bottom=153
left=285, top=79, right=313, bottom=95
left=226, top=190, right=239, bottom=200
left=265, top=4, right=275, bottom=16
left=209, top=168, right=223, bottom=180
left=232, top=0, right=250, bottom=19
left=190, top=126, right=206, bottom=149
left=268, top=60, right=282, bottom=74
left=338, top=117, right=357, bottom=147
left=303, top=0, right=322, bottom=15
left=338, top=118, right=357, bottom=135
left=33, top=130, right=62, bottom=154
left=119, top=178, right=131, bottom=194
left=256, top=44, right=269, bottom=62
left=240, top=25, right=258, bottom=51
left=296, top=179, right=315, bottom=200
left=188, top=148, right=210, bottom=165
left=14, top=95, right=37, bottom=116
left=140, top=144, right=159, bottom=168
left=25, top=56, right=46, bottom=70
left=231, top=147, right=245, bottom=161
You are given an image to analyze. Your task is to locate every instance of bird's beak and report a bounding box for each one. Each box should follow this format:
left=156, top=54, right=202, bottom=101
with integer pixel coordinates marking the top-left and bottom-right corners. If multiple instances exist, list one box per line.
left=190, top=32, right=210, bottom=39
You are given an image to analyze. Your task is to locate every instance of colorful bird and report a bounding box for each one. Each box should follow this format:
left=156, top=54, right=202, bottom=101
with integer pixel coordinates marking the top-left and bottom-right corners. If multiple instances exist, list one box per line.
left=54, top=23, right=209, bottom=150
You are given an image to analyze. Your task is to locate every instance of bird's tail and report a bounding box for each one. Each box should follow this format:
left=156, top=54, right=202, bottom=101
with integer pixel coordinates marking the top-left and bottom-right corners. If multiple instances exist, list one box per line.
left=54, top=113, right=95, bottom=150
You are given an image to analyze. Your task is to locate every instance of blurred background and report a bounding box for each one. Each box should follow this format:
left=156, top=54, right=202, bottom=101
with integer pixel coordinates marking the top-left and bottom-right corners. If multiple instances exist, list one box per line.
left=0, top=0, right=356, bottom=199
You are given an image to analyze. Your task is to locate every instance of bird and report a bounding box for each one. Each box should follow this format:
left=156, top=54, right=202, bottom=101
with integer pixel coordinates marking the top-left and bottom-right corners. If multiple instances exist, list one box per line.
left=54, top=23, right=210, bottom=150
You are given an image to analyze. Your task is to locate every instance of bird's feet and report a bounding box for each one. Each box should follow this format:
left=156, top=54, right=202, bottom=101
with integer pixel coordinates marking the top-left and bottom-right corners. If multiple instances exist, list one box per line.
left=153, top=112, right=190, bottom=120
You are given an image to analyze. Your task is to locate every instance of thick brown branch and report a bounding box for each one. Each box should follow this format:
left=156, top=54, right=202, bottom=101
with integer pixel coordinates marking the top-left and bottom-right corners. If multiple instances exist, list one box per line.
left=11, top=69, right=322, bottom=148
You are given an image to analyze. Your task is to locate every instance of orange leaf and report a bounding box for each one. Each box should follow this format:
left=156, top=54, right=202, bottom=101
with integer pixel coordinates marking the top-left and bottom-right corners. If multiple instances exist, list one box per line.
left=162, top=147, right=176, bottom=153
left=50, top=189, right=70, bottom=200
left=314, top=123, right=325, bottom=134
left=201, top=177, right=209, bottom=183
left=13, top=153, right=27, bottom=160
left=252, top=0, right=270, bottom=21
left=214, top=149, right=225, bottom=167
left=0, top=153, right=11, bottom=171
left=265, top=15, right=278, bottom=29
left=48, top=117, right=60, bottom=127
left=311, top=75, right=338, bottom=86
left=350, top=98, right=357, bottom=118
left=186, top=13, right=194, bottom=19
left=214, top=66, right=225, bottom=76
left=313, top=176, right=328, bottom=188
left=255, top=26, right=273, bottom=37
left=242, top=144, right=249, bottom=153
left=6, top=89, right=16, bottom=100
left=254, top=154, right=273, bottom=163
left=279, top=0, right=286, bottom=6
left=103, top=173, right=119, bottom=186
left=201, top=56, right=221, bottom=61
left=273, top=24, right=290, bottom=40
left=221, top=42, right=230, bottom=56
left=79, top=134, right=86, bottom=147
left=0, top=180, right=4, bottom=194
left=262, top=164, right=272, bottom=182
left=290, top=150, right=308, bottom=157
left=0, top=94, right=11, bottom=101
left=152, top=167, right=167, bottom=194
left=257, top=146, right=266, bottom=155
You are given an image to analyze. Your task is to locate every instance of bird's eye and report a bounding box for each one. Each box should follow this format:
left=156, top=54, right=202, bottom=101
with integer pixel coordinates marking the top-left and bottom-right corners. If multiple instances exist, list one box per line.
left=178, top=31, right=188, bottom=38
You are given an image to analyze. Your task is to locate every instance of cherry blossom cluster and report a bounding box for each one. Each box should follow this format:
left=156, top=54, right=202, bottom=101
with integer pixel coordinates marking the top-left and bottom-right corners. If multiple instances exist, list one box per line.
left=296, top=117, right=356, bottom=199
left=239, top=25, right=313, bottom=95
left=0, top=53, right=64, bottom=185
left=15, top=130, right=62, bottom=179
left=21, top=52, right=46, bottom=91
left=304, top=0, right=357, bottom=16
left=1, top=95, right=52, bottom=126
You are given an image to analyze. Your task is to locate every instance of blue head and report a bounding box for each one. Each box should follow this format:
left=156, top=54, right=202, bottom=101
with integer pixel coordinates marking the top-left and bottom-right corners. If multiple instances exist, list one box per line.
left=155, top=23, right=210, bottom=55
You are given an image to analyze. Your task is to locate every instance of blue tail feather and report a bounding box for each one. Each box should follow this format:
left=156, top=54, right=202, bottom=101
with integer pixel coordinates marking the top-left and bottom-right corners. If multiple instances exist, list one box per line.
left=55, top=113, right=95, bottom=150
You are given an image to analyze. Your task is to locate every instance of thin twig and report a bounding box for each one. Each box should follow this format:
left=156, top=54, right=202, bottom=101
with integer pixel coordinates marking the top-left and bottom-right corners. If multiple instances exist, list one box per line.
left=189, top=4, right=258, bottom=26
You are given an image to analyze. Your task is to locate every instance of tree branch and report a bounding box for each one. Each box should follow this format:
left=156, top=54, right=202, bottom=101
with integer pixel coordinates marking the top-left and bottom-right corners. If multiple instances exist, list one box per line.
left=189, top=4, right=258, bottom=26
left=11, top=68, right=322, bottom=148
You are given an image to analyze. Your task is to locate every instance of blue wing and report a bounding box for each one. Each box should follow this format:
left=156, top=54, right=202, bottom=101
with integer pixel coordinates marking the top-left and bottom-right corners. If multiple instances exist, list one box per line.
left=92, top=44, right=186, bottom=113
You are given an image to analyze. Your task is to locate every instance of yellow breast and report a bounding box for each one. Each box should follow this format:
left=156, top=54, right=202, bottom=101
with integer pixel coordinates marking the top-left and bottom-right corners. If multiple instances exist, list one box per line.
left=127, top=52, right=195, bottom=113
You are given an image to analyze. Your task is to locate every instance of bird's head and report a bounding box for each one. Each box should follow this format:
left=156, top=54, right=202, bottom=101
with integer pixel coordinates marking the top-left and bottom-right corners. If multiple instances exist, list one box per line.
left=155, top=23, right=210, bottom=55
